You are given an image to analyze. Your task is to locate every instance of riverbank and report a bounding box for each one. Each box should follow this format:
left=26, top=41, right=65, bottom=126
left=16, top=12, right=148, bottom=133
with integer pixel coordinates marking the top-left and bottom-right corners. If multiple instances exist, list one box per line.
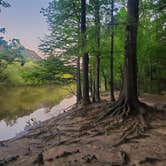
left=0, top=93, right=166, bottom=166
left=0, top=85, right=75, bottom=141
left=0, top=85, right=75, bottom=121
left=0, top=95, right=76, bottom=141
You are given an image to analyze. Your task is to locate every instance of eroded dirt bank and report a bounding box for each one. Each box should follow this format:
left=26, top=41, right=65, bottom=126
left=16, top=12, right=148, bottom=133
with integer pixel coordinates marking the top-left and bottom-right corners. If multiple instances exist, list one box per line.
left=0, top=93, right=166, bottom=166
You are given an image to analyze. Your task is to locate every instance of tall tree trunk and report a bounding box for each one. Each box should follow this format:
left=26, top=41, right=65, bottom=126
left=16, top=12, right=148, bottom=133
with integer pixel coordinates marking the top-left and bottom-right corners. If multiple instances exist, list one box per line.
left=82, top=53, right=90, bottom=105
left=91, top=62, right=96, bottom=102
left=97, top=0, right=151, bottom=137
left=89, top=66, right=93, bottom=99
left=76, top=56, right=82, bottom=104
left=94, top=0, right=101, bottom=102
left=102, top=71, right=108, bottom=91
left=90, top=63, right=96, bottom=102
left=92, top=75, right=96, bottom=102
left=120, top=0, right=139, bottom=106
left=81, top=0, right=90, bottom=105
left=98, top=0, right=141, bottom=120
left=110, top=0, right=115, bottom=102
left=95, top=55, right=100, bottom=102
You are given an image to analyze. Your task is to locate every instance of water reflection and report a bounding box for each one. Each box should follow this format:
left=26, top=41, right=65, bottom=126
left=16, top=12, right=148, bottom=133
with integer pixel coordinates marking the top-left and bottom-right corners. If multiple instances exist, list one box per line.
left=0, top=85, right=75, bottom=141
left=0, top=85, right=73, bottom=121
left=0, top=96, right=76, bottom=141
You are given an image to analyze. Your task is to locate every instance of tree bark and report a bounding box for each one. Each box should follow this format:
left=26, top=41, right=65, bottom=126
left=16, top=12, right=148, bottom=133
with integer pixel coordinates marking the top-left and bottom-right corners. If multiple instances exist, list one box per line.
left=110, top=0, right=115, bottom=102
left=92, top=75, right=96, bottom=102
left=76, top=56, right=82, bottom=104
left=89, top=66, right=93, bottom=99
left=94, top=0, right=101, bottom=102
left=97, top=0, right=151, bottom=138
left=81, top=0, right=90, bottom=105
left=120, top=0, right=139, bottom=107
left=95, top=55, right=100, bottom=102
left=82, top=53, right=90, bottom=105
left=90, top=63, right=96, bottom=102
left=102, top=71, right=108, bottom=91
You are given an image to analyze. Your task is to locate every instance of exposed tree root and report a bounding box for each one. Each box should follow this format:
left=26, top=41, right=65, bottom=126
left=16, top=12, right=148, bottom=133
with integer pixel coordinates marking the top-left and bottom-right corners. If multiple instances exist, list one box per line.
left=112, top=118, right=148, bottom=147
left=95, top=97, right=155, bottom=146
left=97, top=97, right=152, bottom=122
left=139, top=157, right=166, bottom=165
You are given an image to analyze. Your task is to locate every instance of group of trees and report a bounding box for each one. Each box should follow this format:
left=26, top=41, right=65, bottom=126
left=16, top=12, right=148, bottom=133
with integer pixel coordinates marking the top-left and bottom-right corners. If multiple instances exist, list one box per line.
left=40, top=0, right=119, bottom=104
left=137, top=0, right=166, bottom=93
left=40, top=0, right=165, bottom=106
left=0, top=0, right=165, bottom=105
left=22, top=56, right=74, bottom=85
left=0, top=37, right=74, bottom=85
left=0, top=1, right=74, bottom=85
left=0, top=37, right=25, bottom=82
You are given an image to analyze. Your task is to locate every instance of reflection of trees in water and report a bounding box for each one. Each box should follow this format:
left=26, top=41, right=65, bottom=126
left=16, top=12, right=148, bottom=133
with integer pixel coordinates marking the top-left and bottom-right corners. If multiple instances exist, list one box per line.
left=2, top=110, right=41, bottom=127
left=0, top=110, right=9, bottom=121
left=3, top=118, right=17, bottom=127
left=1, top=107, right=34, bottom=125
left=1, top=107, right=31, bottom=126
left=0, top=85, right=72, bottom=123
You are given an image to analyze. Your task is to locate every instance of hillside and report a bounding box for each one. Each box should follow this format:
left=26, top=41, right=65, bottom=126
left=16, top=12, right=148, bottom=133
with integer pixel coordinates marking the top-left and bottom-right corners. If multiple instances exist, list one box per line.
left=22, top=48, right=41, bottom=61
left=0, top=37, right=41, bottom=61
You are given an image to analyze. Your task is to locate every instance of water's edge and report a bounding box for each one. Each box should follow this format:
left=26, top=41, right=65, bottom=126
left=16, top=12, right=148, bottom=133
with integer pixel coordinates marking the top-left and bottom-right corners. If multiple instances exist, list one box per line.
left=0, top=96, right=76, bottom=141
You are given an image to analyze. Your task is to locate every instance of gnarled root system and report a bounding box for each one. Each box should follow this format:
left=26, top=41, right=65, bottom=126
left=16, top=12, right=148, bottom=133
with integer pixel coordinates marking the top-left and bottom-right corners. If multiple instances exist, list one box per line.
left=95, top=97, right=155, bottom=146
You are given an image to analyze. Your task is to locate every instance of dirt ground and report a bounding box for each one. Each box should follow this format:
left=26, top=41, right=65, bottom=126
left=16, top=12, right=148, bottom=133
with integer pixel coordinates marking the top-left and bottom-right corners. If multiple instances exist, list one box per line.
left=0, top=93, right=166, bottom=166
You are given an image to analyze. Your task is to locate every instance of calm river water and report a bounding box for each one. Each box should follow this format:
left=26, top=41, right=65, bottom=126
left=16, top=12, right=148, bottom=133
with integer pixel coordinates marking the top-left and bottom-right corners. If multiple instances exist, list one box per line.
left=0, top=85, right=75, bottom=141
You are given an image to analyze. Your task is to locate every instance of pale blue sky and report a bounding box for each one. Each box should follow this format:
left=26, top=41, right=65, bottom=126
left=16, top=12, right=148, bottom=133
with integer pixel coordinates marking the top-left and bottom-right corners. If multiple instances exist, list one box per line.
left=0, top=0, right=50, bottom=55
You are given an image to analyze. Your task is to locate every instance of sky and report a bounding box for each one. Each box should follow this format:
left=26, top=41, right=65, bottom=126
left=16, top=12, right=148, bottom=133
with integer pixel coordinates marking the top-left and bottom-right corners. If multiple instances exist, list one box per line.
left=0, top=0, right=51, bottom=56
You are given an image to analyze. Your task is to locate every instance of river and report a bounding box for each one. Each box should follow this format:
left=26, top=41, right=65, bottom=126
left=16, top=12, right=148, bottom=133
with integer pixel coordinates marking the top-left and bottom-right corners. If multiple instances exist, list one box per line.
left=0, top=85, right=76, bottom=141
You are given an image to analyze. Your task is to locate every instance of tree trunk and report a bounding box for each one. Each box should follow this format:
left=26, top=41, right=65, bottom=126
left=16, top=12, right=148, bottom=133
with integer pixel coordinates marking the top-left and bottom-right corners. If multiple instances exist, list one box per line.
left=95, top=56, right=100, bottom=102
left=94, top=0, right=101, bottom=102
left=82, top=53, right=90, bottom=105
left=91, top=62, right=96, bottom=102
left=119, top=0, right=139, bottom=108
left=110, top=0, right=115, bottom=102
left=90, top=63, right=96, bottom=102
left=102, top=71, right=108, bottom=91
left=97, top=0, right=151, bottom=138
left=92, top=75, right=96, bottom=102
left=81, top=0, right=90, bottom=105
left=76, top=56, right=82, bottom=104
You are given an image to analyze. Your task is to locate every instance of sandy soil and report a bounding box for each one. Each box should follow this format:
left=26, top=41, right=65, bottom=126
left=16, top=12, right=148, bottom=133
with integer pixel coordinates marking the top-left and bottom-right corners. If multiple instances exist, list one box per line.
left=0, top=93, right=166, bottom=166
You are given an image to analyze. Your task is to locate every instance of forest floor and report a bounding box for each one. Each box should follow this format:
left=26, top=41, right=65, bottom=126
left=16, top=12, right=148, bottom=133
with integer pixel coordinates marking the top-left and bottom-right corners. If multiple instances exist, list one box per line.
left=0, top=92, right=166, bottom=166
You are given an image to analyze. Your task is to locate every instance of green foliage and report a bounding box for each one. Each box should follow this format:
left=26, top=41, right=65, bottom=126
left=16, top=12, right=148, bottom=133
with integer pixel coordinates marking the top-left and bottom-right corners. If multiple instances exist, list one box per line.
left=22, top=56, right=74, bottom=85
left=0, top=38, right=26, bottom=83
left=3, top=62, right=25, bottom=85
left=0, top=37, right=75, bottom=86
left=39, top=0, right=81, bottom=56
left=0, top=37, right=25, bottom=63
left=0, top=61, right=37, bottom=85
left=137, top=0, right=166, bottom=93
